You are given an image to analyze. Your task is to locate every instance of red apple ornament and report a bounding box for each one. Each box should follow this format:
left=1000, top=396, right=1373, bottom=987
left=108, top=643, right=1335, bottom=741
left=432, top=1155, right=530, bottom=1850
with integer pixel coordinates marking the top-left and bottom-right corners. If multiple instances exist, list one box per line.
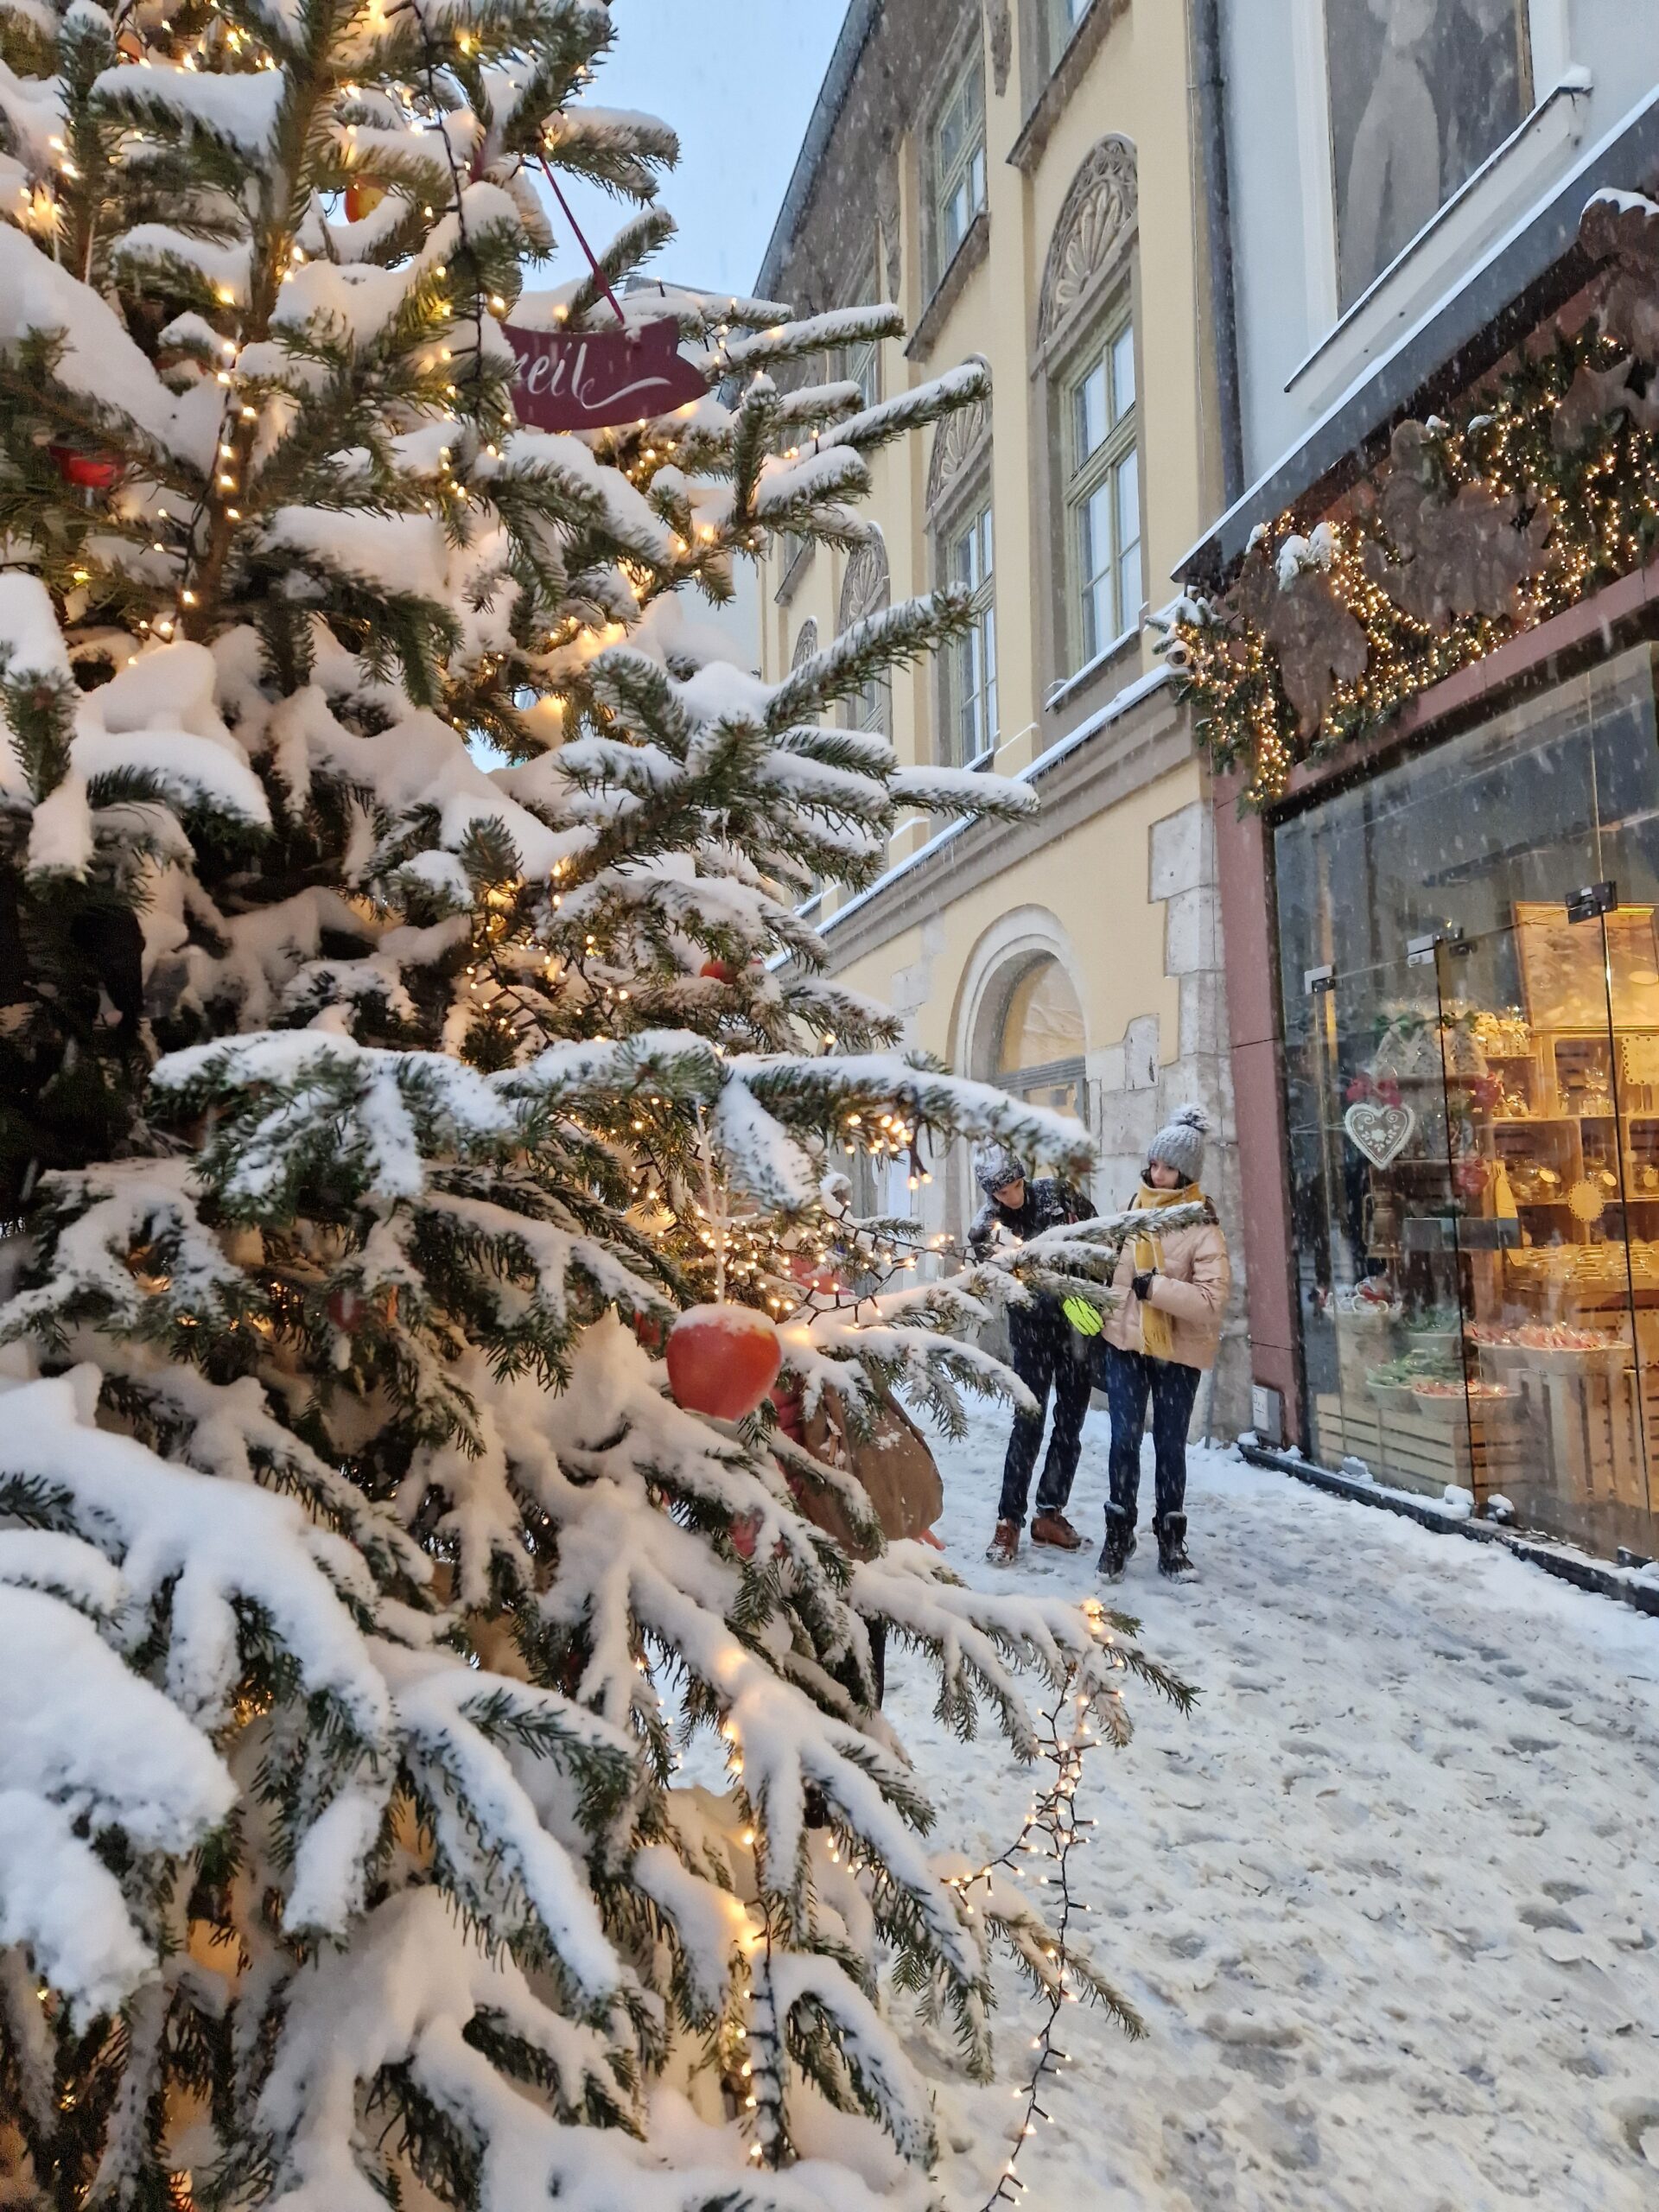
left=666, top=1303, right=782, bottom=1421
left=50, top=445, right=120, bottom=491
left=699, top=958, right=734, bottom=983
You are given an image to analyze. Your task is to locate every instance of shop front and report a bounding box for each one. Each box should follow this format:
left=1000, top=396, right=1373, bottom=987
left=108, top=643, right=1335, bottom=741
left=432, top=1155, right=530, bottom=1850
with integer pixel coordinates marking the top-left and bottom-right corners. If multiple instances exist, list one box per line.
left=1168, top=165, right=1659, bottom=1569
left=1274, top=645, right=1659, bottom=1560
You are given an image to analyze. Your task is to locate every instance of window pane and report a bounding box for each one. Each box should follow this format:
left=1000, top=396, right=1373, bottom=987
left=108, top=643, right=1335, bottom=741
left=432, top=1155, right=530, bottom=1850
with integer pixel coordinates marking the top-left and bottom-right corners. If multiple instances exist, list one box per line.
left=844, top=337, right=879, bottom=410
left=1079, top=574, right=1103, bottom=662
left=1075, top=361, right=1109, bottom=461
left=957, top=630, right=978, bottom=760
left=1110, top=326, right=1135, bottom=419
left=969, top=146, right=985, bottom=212
left=1326, top=0, right=1529, bottom=308
left=938, top=92, right=963, bottom=174
left=1117, top=541, right=1141, bottom=635
left=1116, top=451, right=1140, bottom=632
left=1047, top=0, right=1091, bottom=60
left=1115, top=447, right=1140, bottom=559
left=980, top=505, right=994, bottom=579
left=1078, top=479, right=1113, bottom=660
left=1080, top=483, right=1111, bottom=588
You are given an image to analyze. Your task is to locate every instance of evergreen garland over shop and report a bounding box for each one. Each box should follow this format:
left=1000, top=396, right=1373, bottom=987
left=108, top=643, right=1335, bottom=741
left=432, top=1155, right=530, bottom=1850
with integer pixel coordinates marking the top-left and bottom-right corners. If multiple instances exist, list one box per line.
left=1168, top=189, right=1659, bottom=808
left=0, top=0, right=1198, bottom=2205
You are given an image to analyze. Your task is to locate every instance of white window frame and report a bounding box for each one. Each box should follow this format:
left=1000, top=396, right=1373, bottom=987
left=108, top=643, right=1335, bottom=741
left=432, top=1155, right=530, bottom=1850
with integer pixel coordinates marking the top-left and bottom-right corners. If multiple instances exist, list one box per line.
left=841, top=333, right=880, bottom=411
left=845, top=665, right=889, bottom=742
left=938, top=487, right=997, bottom=769
left=1061, top=302, right=1141, bottom=672
left=926, top=47, right=987, bottom=293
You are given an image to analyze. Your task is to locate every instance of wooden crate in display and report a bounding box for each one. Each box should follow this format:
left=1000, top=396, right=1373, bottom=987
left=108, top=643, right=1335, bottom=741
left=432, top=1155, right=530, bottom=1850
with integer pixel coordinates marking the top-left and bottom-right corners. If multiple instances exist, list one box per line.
left=1538, top=1363, right=1650, bottom=1516
left=1315, top=1392, right=1525, bottom=1506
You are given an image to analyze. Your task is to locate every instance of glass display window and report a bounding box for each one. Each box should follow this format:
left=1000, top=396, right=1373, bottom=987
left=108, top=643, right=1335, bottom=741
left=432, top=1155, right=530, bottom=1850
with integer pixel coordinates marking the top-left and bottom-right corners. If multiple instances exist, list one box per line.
left=1275, top=645, right=1659, bottom=1562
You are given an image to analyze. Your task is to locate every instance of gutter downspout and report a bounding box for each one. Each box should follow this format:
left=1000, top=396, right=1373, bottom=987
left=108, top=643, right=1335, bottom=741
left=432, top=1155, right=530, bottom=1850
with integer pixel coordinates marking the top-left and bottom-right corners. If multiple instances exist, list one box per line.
left=1192, top=0, right=1245, bottom=507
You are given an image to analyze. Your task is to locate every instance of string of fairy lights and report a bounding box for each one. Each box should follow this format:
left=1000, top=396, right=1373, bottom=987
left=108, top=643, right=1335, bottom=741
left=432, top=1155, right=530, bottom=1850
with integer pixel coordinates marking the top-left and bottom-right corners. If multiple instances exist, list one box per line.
left=713, top=1629, right=1118, bottom=2184
left=1173, top=304, right=1659, bottom=807
left=954, top=1653, right=1114, bottom=2208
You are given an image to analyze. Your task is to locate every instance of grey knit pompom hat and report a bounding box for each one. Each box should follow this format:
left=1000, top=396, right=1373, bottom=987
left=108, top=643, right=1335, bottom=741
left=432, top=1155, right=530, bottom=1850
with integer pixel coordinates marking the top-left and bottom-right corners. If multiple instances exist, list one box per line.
left=976, top=1144, right=1026, bottom=1198
left=1147, top=1103, right=1210, bottom=1184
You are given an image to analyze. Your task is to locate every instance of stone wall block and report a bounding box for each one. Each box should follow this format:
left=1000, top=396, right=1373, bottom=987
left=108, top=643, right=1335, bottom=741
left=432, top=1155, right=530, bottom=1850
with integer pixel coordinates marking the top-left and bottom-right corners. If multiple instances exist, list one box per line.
left=1165, top=887, right=1219, bottom=977
left=1148, top=798, right=1210, bottom=901
left=1123, top=1013, right=1160, bottom=1089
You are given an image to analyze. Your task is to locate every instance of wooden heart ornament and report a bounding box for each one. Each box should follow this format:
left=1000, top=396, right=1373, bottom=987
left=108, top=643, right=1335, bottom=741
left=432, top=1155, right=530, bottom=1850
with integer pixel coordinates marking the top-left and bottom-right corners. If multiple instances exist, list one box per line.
left=1344, top=1097, right=1414, bottom=1167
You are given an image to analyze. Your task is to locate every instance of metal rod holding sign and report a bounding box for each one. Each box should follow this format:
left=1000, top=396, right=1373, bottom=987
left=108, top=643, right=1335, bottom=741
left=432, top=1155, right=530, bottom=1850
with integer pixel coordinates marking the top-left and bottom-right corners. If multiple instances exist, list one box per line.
left=538, top=156, right=630, bottom=327
left=504, top=156, right=710, bottom=432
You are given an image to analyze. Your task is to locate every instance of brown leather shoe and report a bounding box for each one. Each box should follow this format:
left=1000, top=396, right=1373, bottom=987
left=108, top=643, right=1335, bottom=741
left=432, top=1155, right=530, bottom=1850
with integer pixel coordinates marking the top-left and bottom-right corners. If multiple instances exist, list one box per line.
left=985, top=1519, right=1020, bottom=1565
left=1031, top=1511, right=1084, bottom=1552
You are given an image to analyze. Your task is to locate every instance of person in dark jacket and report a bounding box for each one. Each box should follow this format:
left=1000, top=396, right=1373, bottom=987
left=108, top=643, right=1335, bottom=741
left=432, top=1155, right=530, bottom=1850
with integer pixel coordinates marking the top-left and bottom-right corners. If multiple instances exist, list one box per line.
left=969, top=1146, right=1096, bottom=1566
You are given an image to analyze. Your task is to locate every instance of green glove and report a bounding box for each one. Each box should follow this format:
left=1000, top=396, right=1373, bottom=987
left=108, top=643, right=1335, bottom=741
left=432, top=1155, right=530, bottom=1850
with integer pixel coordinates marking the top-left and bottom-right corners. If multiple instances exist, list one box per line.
left=1062, top=1295, right=1103, bottom=1336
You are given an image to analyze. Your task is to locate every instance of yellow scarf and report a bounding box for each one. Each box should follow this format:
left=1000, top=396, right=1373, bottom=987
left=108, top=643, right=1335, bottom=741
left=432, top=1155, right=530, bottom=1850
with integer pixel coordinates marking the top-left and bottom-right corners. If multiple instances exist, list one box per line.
left=1130, top=1179, right=1203, bottom=1361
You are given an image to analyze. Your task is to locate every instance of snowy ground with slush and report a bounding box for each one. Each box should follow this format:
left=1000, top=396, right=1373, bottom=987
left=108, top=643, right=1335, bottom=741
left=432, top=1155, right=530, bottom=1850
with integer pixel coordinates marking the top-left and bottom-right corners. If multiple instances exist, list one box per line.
left=877, top=1403, right=1659, bottom=2209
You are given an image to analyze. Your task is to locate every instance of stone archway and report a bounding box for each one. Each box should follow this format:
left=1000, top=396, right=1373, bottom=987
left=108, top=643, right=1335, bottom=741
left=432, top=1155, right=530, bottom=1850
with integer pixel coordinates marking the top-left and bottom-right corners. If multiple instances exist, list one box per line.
left=948, top=907, right=1090, bottom=1234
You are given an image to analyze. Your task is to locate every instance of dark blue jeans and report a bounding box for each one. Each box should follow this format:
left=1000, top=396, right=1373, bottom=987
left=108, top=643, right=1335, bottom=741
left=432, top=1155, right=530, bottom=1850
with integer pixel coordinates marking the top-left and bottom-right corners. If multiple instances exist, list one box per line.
left=1100, top=1343, right=1202, bottom=1525
left=997, top=1300, right=1093, bottom=1526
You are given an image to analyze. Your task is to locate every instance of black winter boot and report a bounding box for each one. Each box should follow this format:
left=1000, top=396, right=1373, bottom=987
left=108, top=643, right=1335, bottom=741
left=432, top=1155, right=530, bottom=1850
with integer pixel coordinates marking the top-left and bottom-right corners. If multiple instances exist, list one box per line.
left=1097, top=1503, right=1136, bottom=1580
left=1155, top=1512, right=1196, bottom=1580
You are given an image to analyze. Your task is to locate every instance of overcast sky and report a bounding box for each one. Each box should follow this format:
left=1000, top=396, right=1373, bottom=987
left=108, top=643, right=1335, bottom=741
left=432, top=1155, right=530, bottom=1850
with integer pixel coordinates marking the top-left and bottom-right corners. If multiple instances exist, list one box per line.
left=557, top=2, right=849, bottom=301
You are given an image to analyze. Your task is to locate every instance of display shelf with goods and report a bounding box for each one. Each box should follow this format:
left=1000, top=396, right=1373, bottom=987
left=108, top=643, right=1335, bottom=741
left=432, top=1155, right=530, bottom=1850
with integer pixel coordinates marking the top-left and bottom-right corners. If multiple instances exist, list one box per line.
left=1319, top=907, right=1659, bottom=1541
left=1274, top=647, right=1659, bottom=1560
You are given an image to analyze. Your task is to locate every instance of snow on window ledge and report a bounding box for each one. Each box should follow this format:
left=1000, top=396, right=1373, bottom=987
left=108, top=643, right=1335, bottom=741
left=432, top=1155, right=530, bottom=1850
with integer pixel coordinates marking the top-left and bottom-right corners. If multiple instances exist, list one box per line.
left=1044, top=621, right=1141, bottom=716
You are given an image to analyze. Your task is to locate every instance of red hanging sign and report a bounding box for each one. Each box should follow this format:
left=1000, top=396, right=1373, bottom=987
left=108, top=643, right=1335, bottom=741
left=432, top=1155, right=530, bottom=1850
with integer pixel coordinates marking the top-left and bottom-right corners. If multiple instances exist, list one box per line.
left=506, top=316, right=708, bottom=434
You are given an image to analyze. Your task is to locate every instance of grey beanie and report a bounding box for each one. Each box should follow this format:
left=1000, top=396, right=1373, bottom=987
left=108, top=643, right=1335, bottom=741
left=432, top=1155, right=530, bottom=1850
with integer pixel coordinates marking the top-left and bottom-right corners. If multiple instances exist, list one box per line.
left=1147, top=1102, right=1210, bottom=1184
left=976, top=1144, right=1026, bottom=1198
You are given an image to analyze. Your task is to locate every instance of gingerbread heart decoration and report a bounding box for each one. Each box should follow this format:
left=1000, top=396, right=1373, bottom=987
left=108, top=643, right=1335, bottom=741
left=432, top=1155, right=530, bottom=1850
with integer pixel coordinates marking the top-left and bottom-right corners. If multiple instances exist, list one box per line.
left=1344, top=1097, right=1414, bottom=1167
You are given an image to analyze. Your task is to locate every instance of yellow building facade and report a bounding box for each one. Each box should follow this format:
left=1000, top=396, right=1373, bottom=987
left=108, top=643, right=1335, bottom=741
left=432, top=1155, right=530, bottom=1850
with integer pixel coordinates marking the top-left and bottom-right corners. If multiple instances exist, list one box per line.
left=757, top=0, right=1244, bottom=1420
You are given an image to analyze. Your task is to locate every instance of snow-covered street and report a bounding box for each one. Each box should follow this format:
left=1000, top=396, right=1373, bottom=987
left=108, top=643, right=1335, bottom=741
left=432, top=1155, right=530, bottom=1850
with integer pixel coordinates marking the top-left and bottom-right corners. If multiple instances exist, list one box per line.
left=896, top=1405, right=1659, bottom=2210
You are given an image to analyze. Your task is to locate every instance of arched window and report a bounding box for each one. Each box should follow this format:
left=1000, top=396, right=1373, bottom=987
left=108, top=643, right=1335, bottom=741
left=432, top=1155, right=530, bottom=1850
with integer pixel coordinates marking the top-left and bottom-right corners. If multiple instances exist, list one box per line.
left=790, top=619, right=824, bottom=912
left=1036, top=137, right=1142, bottom=684
left=991, top=957, right=1084, bottom=1116
left=925, top=390, right=995, bottom=766
left=838, top=531, right=891, bottom=739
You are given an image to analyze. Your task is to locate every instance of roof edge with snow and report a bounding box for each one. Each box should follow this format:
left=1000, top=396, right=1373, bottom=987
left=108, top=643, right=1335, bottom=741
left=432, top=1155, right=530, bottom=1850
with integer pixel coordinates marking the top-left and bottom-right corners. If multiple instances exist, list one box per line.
left=754, top=0, right=884, bottom=303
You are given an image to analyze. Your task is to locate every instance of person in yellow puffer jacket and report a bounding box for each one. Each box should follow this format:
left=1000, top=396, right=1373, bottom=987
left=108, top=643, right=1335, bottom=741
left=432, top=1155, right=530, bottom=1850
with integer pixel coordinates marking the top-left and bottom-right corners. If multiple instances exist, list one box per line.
left=1098, top=1103, right=1230, bottom=1581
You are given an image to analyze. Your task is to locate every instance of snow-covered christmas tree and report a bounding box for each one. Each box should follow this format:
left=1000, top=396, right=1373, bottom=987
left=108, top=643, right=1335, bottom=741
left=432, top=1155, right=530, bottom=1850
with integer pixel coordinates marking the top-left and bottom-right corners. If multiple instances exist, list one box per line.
left=0, top=3, right=1190, bottom=2202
